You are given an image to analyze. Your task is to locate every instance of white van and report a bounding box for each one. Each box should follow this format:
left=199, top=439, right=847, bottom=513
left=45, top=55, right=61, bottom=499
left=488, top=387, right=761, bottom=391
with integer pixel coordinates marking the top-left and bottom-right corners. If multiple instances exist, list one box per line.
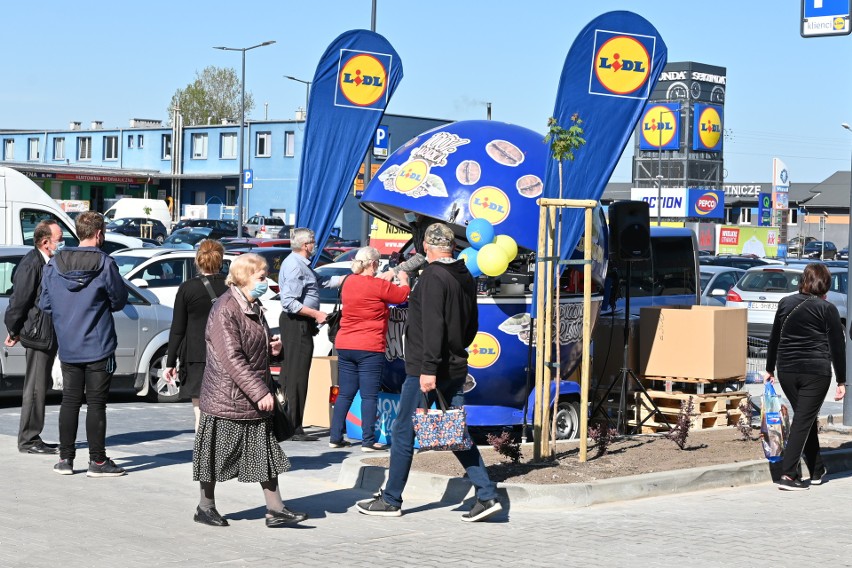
left=104, top=198, right=172, bottom=232
left=0, top=166, right=144, bottom=252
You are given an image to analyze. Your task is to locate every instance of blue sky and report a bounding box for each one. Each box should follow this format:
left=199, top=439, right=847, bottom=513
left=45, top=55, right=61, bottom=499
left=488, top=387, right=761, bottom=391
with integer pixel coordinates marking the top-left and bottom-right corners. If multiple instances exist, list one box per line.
left=1, top=1, right=850, bottom=184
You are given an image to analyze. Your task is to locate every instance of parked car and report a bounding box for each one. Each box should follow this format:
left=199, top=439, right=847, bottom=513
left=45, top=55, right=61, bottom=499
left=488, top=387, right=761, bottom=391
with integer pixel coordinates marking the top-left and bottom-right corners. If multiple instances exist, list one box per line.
left=803, top=241, right=837, bottom=260
left=700, top=254, right=777, bottom=270
left=838, top=247, right=849, bottom=261
left=172, top=218, right=240, bottom=236
left=244, top=215, right=287, bottom=238
left=725, top=264, right=847, bottom=339
left=787, top=235, right=818, bottom=257
left=0, top=246, right=175, bottom=402
left=220, top=237, right=291, bottom=249
left=106, top=217, right=169, bottom=244
left=699, top=266, right=745, bottom=306
left=161, top=227, right=235, bottom=249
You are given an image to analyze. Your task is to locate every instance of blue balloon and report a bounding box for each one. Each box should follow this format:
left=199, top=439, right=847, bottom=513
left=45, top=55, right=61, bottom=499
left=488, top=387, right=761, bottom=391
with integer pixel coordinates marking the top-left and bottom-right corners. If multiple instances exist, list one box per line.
left=458, top=247, right=482, bottom=277
left=466, top=219, right=495, bottom=250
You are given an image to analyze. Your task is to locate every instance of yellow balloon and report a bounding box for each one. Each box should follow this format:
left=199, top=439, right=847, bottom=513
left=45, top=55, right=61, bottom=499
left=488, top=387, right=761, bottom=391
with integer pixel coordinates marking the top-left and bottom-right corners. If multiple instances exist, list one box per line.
left=494, top=234, right=518, bottom=261
left=477, top=243, right=510, bottom=277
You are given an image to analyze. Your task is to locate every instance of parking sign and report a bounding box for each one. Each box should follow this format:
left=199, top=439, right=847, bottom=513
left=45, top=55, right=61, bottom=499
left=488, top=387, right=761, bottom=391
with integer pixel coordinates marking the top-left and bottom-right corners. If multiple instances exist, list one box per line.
left=243, top=169, right=253, bottom=189
left=801, top=0, right=851, bottom=37
left=373, top=125, right=389, bottom=158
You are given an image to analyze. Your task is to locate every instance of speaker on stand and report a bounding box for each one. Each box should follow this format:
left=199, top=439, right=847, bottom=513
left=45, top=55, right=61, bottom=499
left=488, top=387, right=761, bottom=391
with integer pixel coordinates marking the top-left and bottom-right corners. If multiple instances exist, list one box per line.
left=591, top=201, right=671, bottom=434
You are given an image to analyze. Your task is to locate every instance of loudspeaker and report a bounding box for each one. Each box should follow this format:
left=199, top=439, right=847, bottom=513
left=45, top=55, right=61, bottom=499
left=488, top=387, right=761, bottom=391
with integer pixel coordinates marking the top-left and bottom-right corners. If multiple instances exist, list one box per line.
left=608, top=201, right=651, bottom=262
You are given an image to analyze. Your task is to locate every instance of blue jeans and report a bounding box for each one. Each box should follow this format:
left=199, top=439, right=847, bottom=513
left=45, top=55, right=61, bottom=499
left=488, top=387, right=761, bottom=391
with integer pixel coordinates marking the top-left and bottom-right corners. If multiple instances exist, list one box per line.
left=382, top=374, right=498, bottom=508
left=330, top=349, right=385, bottom=447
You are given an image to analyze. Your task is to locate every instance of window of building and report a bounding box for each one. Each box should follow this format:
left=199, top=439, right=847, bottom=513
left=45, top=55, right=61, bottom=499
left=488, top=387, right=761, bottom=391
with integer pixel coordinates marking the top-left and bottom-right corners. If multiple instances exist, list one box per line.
left=162, top=134, right=172, bottom=160
left=138, top=134, right=144, bottom=148
left=789, top=209, right=798, bottom=225
left=256, top=132, right=271, bottom=157
left=3, top=139, right=14, bottom=160
left=284, top=131, right=295, bottom=157
left=128, top=135, right=135, bottom=149
left=53, top=138, right=65, bottom=160
left=192, top=133, right=208, bottom=159
left=78, top=137, right=92, bottom=160
left=739, top=208, right=752, bottom=225
left=28, top=138, right=39, bottom=161
left=220, top=133, right=237, bottom=159
left=104, top=136, right=119, bottom=160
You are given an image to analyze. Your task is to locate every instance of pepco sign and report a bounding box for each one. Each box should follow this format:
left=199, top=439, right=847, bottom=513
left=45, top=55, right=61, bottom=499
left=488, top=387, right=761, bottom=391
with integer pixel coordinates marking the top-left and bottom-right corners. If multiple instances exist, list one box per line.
left=687, top=189, right=724, bottom=219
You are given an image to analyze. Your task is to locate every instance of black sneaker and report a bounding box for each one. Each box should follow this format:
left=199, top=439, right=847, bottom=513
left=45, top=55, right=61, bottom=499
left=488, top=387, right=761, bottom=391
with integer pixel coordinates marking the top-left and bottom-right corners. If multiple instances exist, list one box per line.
left=87, top=458, right=126, bottom=478
left=328, top=440, right=352, bottom=449
left=356, top=494, right=401, bottom=517
left=461, top=498, right=502, bottom=522
left=53, top=459, right=74, bottom=475
left=778, top=475, right=808, bottom=491
left=810, top=467, right=828, bottom=486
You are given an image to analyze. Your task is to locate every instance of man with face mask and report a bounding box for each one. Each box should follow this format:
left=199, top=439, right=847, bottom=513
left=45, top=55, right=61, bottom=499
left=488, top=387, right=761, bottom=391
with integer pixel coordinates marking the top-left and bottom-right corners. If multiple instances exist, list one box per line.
left=277, top=227, right=343, bottom=441
left=40, top=212, right=128, bottom=477
left=4, top=220, right=63, bottom=454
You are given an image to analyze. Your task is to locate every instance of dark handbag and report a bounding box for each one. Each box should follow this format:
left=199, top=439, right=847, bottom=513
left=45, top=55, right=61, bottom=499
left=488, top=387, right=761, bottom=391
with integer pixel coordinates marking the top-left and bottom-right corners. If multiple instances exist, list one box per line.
left=413, top=390, right=473, bottom=452
left=326, top=275, right=349, bottom=345
left=19, top=305, right=54, bottom=351
left=271, top=383, right=295, bottom=442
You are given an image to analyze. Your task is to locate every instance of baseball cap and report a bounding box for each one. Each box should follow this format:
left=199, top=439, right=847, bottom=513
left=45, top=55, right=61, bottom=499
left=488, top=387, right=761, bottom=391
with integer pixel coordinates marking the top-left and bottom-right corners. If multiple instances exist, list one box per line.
left=424, top=223, right=455, bottom=248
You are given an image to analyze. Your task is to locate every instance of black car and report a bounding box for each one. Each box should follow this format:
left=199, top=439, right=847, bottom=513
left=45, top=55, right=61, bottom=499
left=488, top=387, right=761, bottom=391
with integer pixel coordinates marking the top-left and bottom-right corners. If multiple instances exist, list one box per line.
left=161, top=227, right=235, bottom=248
left=172, top=218, right=240, bottom=237
left=106, top=217, right=169, bottom=244
left=700, top=255, right=774, bottom=270
left=228, top=246, right=335, bottom=273
left=803, top=241, right=837, bottom=260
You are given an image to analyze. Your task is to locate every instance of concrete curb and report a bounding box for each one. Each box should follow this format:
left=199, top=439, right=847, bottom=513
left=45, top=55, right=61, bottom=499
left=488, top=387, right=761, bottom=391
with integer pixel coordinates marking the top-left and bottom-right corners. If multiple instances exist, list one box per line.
left=338, top=447, right=852, bottom=510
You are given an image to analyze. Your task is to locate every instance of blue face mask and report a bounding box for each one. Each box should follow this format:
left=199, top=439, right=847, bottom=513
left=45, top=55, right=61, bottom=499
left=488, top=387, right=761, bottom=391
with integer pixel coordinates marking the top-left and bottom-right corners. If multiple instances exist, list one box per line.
left=249, top=280, right=268, bottom=300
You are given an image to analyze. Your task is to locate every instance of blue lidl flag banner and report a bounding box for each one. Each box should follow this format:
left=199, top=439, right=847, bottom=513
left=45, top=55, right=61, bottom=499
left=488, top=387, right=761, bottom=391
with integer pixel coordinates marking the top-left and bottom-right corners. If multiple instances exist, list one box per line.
left=639, top=102, right=680, bottom=150
left=539, top=11, right=667, bottom=311
left=692, top=103, right=723, bottom=152
left=295, top=30, right=403, bottom=261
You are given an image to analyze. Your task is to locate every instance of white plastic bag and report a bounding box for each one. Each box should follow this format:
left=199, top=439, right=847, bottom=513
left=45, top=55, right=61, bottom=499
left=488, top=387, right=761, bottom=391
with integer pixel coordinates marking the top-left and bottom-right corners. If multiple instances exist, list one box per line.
left=51, top=357, right=63, bottom=391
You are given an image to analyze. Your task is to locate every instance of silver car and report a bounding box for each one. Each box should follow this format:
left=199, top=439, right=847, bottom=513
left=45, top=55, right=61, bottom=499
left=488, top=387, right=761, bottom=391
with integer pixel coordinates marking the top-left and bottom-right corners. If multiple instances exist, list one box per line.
left=725, top=264, right=847, bottom=339
left=699, top=266, right=745, bottom=306
left=244, top=214, right=287, bottom=239
left=0, top=246, right=177, bottom=402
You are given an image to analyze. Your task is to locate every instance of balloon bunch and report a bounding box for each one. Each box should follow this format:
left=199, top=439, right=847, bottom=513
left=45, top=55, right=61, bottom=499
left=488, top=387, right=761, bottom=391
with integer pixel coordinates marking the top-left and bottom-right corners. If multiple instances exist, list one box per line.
left=459, top=218, right=518, bottom=277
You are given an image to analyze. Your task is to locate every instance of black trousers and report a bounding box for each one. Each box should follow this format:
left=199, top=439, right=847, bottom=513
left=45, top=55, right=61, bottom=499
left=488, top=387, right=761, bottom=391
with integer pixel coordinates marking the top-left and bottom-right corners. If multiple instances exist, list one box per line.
left=58, top=357, right=114, bottom=462
left=18, top=345, right=58, bottom=449
left=778, top=371, right=830, bottom=480
left=279, top=314, right=315, bottom=433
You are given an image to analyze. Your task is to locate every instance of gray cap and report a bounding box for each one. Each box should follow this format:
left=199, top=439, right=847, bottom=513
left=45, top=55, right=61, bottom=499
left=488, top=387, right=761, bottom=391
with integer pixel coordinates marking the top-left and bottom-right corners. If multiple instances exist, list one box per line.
left=424, top=223, right=455, bottom=248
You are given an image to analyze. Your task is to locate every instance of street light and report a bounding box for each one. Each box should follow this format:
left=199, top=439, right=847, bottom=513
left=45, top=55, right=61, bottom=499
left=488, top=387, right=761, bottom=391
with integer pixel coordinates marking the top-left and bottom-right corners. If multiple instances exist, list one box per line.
left=214, top=40, right=276, bottom=237
left=841, top=122, right=852, bottom=425
left=284, top=75, right=312, bottom=119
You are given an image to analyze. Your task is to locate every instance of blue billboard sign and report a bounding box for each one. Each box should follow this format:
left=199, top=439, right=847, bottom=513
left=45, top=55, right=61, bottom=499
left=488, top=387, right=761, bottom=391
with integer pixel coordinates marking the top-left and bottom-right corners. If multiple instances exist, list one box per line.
left=639, top=102, right=680, bottom=150
left=686, top=188, right=724, bottom=219
left=692, top=103, right=723, bottom=152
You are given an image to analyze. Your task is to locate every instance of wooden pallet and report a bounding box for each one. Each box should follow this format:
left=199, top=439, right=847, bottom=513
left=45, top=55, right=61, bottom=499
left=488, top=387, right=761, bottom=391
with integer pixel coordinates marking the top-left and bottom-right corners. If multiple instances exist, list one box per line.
left=641, top=375, right=746, bottom=395
left=633, top=390, right=747, bottom=433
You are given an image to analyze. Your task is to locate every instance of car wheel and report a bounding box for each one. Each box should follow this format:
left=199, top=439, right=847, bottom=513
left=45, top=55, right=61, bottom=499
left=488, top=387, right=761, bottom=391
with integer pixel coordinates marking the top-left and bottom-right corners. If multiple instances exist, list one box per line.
left=146, top=346, right=180, bottom=403
left=155, top=234, right=165, bottom=245
left=554, top=400, right=581, bottom=440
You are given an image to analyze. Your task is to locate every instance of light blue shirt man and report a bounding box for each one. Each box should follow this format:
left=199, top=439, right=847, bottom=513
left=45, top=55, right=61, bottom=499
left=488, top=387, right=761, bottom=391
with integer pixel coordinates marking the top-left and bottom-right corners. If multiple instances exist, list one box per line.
left=278, top=252, right=342, bottom=314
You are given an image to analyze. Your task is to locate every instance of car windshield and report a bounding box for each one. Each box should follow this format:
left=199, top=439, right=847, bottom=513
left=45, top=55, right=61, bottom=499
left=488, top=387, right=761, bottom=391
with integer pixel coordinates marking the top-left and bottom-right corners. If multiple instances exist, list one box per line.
left=163, top=229, right=210, bottom=249
left=113, top=255, right=150, bottom=277
left=739, top=270, right=799, bottom=293
left=109, top=219, right=130, bottom=228
left=699, top=273, right=712, bottom=292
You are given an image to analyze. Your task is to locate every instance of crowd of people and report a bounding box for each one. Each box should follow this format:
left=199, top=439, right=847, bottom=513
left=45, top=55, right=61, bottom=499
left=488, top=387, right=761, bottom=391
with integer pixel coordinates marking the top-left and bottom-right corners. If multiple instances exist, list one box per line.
left=5, top=215, right=503, bottom=527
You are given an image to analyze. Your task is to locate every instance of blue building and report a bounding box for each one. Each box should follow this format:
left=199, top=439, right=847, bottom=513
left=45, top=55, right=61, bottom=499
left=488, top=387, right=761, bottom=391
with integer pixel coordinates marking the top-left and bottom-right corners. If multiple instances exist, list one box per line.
left=0, top=113, right=450, bottom=239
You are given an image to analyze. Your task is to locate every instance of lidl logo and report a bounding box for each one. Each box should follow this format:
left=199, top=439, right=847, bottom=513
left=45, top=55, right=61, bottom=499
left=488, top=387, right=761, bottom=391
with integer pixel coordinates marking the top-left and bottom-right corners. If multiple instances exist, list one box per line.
left=589, top=31, right=654, bottom=98
left=693, top=104, right=723, bottom=151
left=835, top=17, right=846, bottom=31
left=467, top=332, right=500, bottom=369
left=337, top=51, right=391, bottom=109
left=694, top=193, right=719, bottom=216
left=393, top=159, right=430, bottom=193
left=641, top=104, right=678, bottom=149
left=469, top=186, right=511, bottom=225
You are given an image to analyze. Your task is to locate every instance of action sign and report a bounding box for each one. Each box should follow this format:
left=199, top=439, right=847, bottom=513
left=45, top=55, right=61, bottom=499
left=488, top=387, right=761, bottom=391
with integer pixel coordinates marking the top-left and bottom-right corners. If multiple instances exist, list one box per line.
left=243, top=169, right=253, bottom=189
left=801, top=0, right=851, bottom=37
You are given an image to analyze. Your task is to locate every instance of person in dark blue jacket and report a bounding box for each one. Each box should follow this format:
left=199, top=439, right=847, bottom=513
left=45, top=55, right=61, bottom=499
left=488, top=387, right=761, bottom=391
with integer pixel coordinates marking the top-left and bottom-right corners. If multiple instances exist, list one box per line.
left=40, top=212, right=128, bottom=478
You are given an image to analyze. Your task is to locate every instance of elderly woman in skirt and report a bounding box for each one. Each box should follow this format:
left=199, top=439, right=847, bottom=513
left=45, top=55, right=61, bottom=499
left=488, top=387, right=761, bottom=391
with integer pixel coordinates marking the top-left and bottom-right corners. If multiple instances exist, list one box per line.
left=192, top=253, right=307, bottom=528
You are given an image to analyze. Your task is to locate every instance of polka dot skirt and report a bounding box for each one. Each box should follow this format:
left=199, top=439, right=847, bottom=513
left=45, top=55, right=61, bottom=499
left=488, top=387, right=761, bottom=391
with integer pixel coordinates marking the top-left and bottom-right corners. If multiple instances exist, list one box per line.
left=193, top=413, right=291, bottom=483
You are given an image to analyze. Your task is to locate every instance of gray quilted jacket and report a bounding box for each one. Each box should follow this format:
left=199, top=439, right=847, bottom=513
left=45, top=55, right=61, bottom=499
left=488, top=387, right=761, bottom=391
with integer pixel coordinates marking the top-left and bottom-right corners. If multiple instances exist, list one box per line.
left=200, top=286, right=273, bottom=420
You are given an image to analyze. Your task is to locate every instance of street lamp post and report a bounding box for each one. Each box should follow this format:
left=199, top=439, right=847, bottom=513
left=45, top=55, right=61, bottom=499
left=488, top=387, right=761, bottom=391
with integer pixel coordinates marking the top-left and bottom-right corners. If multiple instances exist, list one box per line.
left=214, top=40, right=276, bottom=237
left=284, top=76, right=312, bottom=119
left=842, top=122, right=852, bottom=425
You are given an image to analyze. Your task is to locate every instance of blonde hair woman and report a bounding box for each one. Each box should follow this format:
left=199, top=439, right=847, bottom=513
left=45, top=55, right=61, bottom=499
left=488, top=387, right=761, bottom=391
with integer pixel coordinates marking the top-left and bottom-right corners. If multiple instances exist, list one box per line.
left=165, top=239, right=227, bottom=430
left=192, top=253, right=307, bottom=528
left=329, top=246, right=410, bottom=451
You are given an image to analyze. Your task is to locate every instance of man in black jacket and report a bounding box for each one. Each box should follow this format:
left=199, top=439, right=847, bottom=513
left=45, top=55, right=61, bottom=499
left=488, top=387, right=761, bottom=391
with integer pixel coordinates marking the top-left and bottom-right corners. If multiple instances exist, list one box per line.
left=357, top=222, right=502, bottom=522
left=4, top=220, right=63, bottom=454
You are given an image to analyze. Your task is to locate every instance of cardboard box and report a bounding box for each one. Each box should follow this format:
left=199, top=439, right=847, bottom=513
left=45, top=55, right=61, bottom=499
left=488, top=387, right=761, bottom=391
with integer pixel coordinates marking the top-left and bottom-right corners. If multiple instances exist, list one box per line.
left=302, top=356, right=337, bottom=428
left=639, top=305, right=746, bottom=380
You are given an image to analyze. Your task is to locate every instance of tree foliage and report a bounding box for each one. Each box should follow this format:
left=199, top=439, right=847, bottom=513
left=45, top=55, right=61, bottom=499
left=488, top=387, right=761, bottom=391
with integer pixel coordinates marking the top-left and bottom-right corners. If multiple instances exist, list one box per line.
left=167, top=66, right=255, bottom=126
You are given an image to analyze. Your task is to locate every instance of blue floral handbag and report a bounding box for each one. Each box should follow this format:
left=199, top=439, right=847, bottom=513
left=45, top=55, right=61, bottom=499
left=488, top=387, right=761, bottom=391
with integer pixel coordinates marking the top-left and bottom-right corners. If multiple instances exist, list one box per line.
left=413, top=390, right=473, bottom=452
